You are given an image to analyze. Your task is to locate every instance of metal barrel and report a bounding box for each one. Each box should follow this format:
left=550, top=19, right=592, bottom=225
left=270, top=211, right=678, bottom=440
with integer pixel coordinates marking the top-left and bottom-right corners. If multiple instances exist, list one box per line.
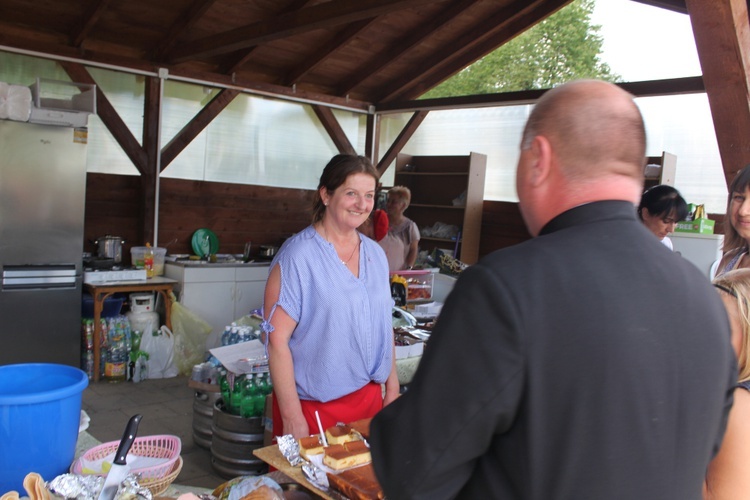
left=210, top=399, right=268, bottom=478
left=192, top=391, right=220, bottom=449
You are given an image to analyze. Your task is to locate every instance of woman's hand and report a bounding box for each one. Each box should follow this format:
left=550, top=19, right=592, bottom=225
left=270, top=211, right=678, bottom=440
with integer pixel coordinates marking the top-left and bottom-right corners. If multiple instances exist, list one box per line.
left=383, top=346, right=400, bottom=406
left=282, top=413, right=310, bottom=439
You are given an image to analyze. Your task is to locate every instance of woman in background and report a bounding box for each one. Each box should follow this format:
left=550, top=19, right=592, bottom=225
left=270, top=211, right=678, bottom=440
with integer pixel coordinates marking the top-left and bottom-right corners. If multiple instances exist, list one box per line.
left=379, top=186, right=420, bottom=271
left=637, top=184, right=688, bottom=250
left=262, top=154, right=399, bottom=439
left=717, top=165, right=750, bottom=275
left=705, top=268, right=750, bottom=499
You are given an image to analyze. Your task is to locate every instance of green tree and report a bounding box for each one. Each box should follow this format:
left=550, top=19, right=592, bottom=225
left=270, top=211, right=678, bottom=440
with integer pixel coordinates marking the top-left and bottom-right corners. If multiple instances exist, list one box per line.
left=422, top=0, right=618, bottom=98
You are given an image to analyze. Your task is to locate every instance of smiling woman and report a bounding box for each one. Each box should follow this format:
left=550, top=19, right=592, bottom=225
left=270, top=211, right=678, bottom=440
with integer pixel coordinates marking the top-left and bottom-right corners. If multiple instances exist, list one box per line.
left=260, top=154, right=400, bottom=442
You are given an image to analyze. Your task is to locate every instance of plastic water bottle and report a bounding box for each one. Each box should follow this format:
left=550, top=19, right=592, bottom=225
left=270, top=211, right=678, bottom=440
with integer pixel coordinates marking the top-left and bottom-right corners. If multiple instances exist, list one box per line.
left=219, top=371, right=230, bottom=409
left=221, top=326, right=232, bottom=346
left=240, top=374, right=256, bottom=418
left=230, top=376, right=244, bottom=415
left=229, top=327, right=239, bottom=345
left=105, top=317, right=127, bottom=382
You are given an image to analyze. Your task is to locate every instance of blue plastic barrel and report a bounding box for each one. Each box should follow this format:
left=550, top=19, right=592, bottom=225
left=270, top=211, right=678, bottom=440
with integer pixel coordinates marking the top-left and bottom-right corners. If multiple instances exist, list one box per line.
left=0, top=363, right=88, bottom=492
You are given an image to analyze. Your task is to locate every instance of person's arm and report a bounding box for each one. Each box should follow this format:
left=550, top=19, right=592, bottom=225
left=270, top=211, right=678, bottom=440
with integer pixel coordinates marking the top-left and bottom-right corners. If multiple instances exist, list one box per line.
left=405, top=240, right=418, bottom=269
left=405, top=220, right=420, bottom=268
left=383, top=344, right=399, bottom=406
left=264, top=264, right=309, bottom=439
left=704, top=389, right=750, bottom=499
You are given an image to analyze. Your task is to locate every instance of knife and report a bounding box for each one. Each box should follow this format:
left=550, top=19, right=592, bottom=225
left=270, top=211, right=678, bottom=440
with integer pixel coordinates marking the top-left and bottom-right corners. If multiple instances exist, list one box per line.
left=97, top=414, right=142, bottom=500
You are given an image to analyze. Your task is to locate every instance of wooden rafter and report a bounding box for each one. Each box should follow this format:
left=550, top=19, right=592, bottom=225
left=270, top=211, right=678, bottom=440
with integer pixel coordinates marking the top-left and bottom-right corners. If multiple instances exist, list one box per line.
left=160, top=88, right=241, bottom=170
left=60, top=61, right=148, bottom=174
left=685, top=0, right=750, bottom=185
left=337, top=0, right=482, bottom=96
left=376, top=76, right=706, bottom=113
left=152, top=0, right=219, bottom=61
left=376, top=110, right=429, bottom=176
left=632, top=0, right=687, bottom=14
left=166, top=0, right=438, bottom=62
left=222, top=0, right=314, bottom=75
left=282, top=18, right=375, bottom=87
left=312, top=105, right=356, bottom=154
left=378, top=0, right=571, bottom=102
left=71, top=0, right=112, bottom=47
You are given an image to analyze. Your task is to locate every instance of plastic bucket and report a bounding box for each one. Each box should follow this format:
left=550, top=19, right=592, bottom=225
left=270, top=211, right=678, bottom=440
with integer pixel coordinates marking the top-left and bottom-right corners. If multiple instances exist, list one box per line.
left=0, top=363, right=88, bottom=491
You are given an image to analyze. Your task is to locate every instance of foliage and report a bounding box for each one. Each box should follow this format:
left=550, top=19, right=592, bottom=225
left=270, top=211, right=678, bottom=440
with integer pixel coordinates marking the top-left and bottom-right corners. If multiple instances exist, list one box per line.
left=421, top=0, right=619, bottom=98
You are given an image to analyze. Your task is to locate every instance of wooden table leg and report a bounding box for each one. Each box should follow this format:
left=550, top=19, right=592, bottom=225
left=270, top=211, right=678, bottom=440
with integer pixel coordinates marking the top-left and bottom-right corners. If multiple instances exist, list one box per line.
left=92, top=293, right=104, bottom=382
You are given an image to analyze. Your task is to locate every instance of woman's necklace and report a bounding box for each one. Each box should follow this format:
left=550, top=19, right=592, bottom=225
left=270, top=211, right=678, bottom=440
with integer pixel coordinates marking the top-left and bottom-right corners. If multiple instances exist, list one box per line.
left=323, top=225, right=359, bottom=265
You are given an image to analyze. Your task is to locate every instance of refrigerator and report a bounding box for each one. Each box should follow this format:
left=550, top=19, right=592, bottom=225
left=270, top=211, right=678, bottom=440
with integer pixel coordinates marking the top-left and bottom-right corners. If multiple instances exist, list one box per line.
left=671, top=232, right=724, bottom=280
left=0, top=120, right=88, bottom=366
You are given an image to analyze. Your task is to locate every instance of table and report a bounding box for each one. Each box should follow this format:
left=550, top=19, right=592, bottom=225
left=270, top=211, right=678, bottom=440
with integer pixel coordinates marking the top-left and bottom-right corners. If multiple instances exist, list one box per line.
left=84, top=277, right=176, bottom=382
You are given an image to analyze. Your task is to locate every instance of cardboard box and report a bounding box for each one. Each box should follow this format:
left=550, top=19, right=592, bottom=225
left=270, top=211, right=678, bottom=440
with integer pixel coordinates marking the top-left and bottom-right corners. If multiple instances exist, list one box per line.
left=675, top=218, right=715, bottom=234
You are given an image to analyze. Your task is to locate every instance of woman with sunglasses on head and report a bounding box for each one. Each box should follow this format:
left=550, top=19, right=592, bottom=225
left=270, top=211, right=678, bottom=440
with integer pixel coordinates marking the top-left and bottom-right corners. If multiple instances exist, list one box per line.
left=638, top=184, right=688, bottom=251
left=717, top=165, right=750, bottom=276
left=705, top=269, right=750, bottom=499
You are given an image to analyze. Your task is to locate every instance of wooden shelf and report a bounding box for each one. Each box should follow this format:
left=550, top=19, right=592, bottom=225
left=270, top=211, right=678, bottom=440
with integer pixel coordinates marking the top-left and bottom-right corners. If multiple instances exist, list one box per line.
left=395, top=152, right=486, bottom=265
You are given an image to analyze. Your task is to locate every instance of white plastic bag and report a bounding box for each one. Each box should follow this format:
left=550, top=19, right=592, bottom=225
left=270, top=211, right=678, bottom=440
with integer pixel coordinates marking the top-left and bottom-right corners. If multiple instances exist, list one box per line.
left=141, top=325, right=178, bottom=379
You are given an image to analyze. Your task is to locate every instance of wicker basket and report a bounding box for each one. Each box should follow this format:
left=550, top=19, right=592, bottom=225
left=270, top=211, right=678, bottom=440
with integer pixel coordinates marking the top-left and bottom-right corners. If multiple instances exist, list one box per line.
left=140, top=456, right=183, bottom=496
left=71, top=434, right=181, bottom=494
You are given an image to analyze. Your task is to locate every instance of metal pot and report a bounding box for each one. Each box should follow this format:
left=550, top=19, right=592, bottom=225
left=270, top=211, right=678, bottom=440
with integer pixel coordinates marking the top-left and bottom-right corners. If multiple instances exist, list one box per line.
left=258, top=245, right=278, bottom=258
left=95, top=235, right=124, bottom=263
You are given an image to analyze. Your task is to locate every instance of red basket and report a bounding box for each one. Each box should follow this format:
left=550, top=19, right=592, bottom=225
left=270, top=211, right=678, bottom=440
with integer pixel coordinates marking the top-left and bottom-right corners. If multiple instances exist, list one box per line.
left=71, top=434, right=181, bottom=488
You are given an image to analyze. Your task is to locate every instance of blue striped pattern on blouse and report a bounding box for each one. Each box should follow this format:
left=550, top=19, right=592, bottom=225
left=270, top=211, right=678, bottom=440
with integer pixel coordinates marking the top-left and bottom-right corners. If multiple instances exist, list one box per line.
left=264, top=225, right=394, bottom=402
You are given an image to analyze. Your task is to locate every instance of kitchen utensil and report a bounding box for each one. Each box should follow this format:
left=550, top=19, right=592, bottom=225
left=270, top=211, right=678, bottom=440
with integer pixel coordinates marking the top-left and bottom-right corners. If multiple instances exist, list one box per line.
left=191, top=229, right=219, bottom=258
left=243, top=242, right=252, bottom=262
left=97, top=414, right=142, bottom=500
left=258, top=245, right=278, bottom=258
left=94, top=235, right=124, bottom=263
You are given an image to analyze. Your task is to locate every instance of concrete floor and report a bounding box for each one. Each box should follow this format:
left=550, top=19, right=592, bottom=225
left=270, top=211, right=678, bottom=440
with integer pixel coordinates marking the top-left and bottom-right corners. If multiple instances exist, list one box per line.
left=82, top=375, right=227, bottom=489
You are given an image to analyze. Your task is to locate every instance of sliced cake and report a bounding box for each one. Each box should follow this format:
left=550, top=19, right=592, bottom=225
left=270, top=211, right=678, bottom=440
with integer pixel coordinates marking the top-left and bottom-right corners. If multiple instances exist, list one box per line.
left=298, top=434, right=324, bottom=460
left=323, top=440, right=372, bottom=470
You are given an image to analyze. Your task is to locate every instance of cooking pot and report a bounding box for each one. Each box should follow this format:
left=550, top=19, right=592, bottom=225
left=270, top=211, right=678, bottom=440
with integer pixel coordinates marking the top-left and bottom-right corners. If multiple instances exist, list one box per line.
left=258, top=245, right=278, bottom=258
left=95, top=235, right=124, bottom=263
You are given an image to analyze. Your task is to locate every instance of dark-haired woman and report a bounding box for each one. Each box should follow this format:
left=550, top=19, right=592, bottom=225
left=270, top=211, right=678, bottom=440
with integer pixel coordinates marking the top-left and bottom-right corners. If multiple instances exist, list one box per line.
left=717, top=165, right=750, bottom=276
left=262, top=154, right=399, bottom=440
left=638, top=184, right=688, bottom=250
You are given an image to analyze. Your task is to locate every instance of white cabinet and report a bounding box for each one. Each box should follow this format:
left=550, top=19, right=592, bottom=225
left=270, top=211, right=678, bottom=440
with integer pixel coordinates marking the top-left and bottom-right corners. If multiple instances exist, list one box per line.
left=165, top=263, right=270, bottom=349
left=670, top=233, right=724, bottom=279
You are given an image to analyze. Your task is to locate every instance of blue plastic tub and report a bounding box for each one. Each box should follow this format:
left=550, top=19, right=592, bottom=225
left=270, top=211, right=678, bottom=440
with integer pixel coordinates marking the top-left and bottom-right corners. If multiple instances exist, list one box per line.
left=0, top=363, right=88, bottom=492
left=81, top=293, right=124, bottom=318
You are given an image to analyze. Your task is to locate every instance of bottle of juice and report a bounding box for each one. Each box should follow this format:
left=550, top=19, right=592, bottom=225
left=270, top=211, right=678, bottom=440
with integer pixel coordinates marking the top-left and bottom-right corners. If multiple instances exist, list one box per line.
left=144, top=243, right=155, bottom=278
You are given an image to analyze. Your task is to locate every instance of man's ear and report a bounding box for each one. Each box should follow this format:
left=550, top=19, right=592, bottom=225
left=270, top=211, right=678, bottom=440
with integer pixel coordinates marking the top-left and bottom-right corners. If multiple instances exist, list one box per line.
left=528, top=135, right=553, bottom=187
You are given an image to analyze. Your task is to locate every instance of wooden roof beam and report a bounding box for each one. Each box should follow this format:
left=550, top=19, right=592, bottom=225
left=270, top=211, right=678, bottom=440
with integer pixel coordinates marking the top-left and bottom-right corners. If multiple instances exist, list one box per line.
left=221, top=0, right=314, bottom=75
left=166, top=0, right=439, bottom=63
left=337, top=0, right=482, bottom=96
left=161, top=87, right=241, bottom=170
left=376, top=110, right=428, bottom=176
left=152, top=0, right=219, bottom=61
left=685, top=0, right=750, bottom=185
left=60, top=61, right=148, bottom=174
left=312, top=105, right=356, bottom=155
left=377, top=0, right=571, bottom=102
left=632, top=0, right=687, bottom=15
left=281, top=18, right=375, bottom=87
left=71, top=0, right=112, bottom=48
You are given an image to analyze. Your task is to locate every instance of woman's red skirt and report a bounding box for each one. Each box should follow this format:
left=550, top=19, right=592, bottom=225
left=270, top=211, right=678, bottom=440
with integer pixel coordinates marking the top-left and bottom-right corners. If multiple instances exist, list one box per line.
left=272, top=382, right=382, bottom=439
